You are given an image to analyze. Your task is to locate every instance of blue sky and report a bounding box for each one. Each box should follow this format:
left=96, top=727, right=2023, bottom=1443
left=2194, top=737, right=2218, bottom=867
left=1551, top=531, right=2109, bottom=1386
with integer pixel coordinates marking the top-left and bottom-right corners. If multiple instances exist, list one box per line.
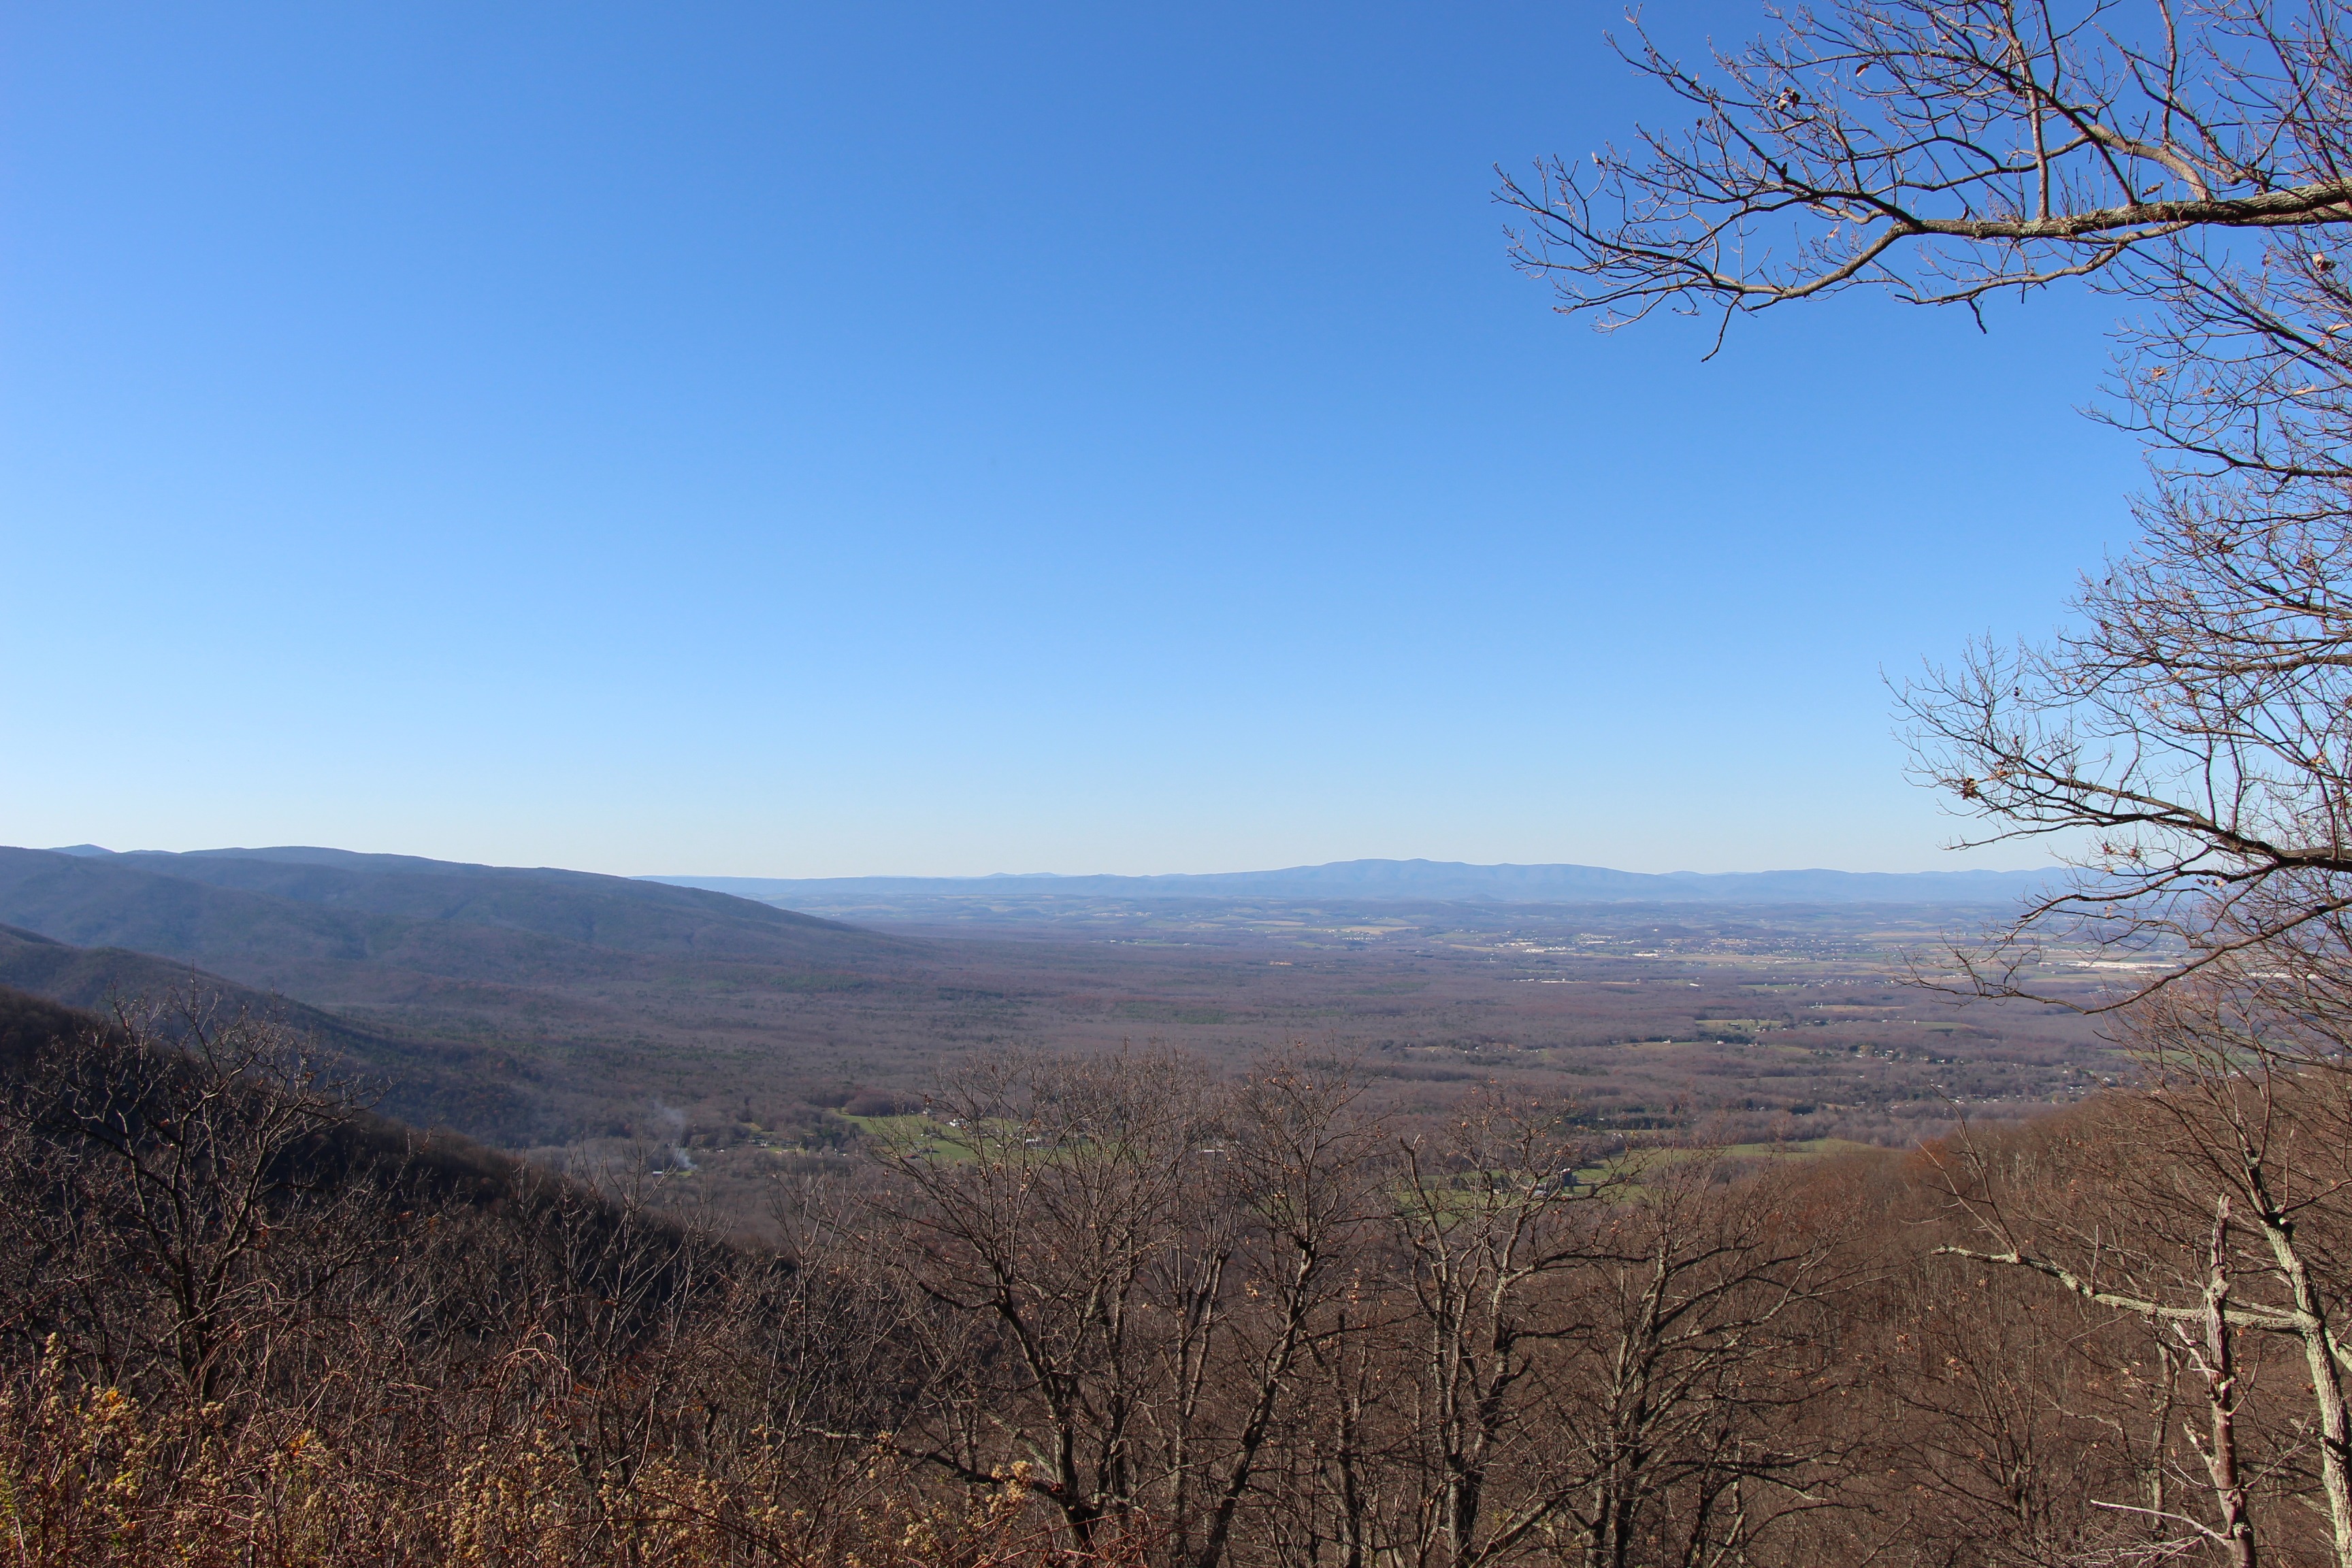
left=1, top=2, right=2140, bottom=877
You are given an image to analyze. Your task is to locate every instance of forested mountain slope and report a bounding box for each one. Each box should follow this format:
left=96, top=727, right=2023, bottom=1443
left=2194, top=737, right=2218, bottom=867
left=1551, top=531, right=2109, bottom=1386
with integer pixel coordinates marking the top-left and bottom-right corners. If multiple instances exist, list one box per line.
left=0, top=847, right=925, bottom=1147
left=0, top=846, right=911, bottom=997
left=0, top=924, right=538, bottom=1138
left=0, top=990, right=2308, bottom=1567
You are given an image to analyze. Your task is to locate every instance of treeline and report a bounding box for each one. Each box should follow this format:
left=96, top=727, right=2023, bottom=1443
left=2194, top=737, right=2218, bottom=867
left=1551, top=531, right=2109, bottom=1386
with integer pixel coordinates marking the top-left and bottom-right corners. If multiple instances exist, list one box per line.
left=7, top=985, right=2352, bottom=1565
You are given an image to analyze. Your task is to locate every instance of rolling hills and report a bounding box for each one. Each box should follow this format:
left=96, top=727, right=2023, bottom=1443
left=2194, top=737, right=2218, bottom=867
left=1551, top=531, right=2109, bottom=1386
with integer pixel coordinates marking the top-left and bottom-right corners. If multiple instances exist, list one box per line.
left=0, top=844, right=2110, bottom=1192
left=0, top=845, right=896, bottom=983
left=0, top=845, right=924, bottom=1147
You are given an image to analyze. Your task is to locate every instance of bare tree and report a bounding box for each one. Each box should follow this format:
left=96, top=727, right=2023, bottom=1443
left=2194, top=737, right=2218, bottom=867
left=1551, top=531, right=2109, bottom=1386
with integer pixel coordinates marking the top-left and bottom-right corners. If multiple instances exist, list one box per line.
left=1373, top=1102, right=1861, bottom=1568
left=1893, top=195, right=2352, bottom=1006
left=1899, top=232, right=2352, bottom=1005
left=1535, top=1157, right=1857, bottom=1568
left=1501, top=0, right=2352, bottom=333
left=865, top=1047, right=1393, bottom=1568
left=1930, top=990, right=2352, bottom=1565
left=1500, top=0, right=2352, bottom=1007
left=864, top=1047, right=1239, bottom=1553
left=1388, top=1096, right=1617, bottom=1567
left=1171, top=1056, right=1388, bottom=1568
left=1858, top=1235, right=2178, bottom=1567
left=0, top=996, right=384, bottom=1405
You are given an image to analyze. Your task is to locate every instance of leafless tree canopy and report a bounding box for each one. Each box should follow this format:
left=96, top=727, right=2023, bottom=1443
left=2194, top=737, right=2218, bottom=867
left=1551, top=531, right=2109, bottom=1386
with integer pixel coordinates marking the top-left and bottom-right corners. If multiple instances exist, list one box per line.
left=31, top=989, right=2352, bottom=1562
left=1501, top=1, right=2352, bottom=1006
left=1897, top=195, right=2352, bottom=1003
left=1503, top=0, right=2352, bottom=329
left=1493, top=22, right=2352, bottom=1550
left=0, top=1001, right=1899, bottom=1567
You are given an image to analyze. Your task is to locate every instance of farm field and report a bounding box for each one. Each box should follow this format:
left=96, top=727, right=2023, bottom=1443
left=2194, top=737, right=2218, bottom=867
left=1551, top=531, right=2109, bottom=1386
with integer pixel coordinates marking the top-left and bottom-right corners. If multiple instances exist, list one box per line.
left=523, top=892, right=2117, bottom=1217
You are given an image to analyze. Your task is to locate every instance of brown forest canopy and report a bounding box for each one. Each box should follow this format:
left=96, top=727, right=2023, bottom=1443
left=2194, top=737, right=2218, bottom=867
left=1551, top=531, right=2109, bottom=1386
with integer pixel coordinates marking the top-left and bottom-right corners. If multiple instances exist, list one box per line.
left=8, top=986, right=2352, bottom=1566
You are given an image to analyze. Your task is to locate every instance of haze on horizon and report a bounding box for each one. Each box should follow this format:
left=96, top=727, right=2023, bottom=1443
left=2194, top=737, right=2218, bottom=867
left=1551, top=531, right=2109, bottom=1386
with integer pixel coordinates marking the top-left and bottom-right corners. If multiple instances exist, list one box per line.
left=0, top=3, right=2134, bottom=879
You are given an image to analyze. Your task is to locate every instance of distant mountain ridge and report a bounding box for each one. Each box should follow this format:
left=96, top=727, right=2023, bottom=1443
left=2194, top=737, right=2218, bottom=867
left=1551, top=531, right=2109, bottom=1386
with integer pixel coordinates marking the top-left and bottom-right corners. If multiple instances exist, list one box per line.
left=0, top=845, right=905, bottom=996
left=0, top=844, right=921, bottom=1147
left=647, top=858, right=2061, bottom=906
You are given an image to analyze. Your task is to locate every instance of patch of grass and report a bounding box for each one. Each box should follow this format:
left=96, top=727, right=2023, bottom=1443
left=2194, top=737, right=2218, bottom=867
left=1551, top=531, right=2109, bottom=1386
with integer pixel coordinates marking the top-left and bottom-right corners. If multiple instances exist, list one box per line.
left=1712, top=1137, right=1882, bottom=1160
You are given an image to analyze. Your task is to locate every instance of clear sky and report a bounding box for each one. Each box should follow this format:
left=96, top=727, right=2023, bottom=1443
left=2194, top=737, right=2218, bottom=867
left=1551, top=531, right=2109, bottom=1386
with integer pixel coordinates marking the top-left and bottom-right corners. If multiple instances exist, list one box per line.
left=1, top=2, right=2141, bottom=878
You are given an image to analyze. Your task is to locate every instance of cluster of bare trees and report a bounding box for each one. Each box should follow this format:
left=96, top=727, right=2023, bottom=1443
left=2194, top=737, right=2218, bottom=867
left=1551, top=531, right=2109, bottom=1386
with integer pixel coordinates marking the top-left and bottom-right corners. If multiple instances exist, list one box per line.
left=0, top=992, right=2055, bottom=1566
left=0, top=997, right=1881, bottom=1567
left=31, top=995, right=2352, bottom=1564
left=853, top=1050, right=1862, bottom=1567
left=1493, top=2, right=2352, bottom=1561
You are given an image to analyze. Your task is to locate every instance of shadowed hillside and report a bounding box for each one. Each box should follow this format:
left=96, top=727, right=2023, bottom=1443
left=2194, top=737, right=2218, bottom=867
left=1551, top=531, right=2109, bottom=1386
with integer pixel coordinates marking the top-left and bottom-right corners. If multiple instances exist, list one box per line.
left=0, top=847, right=926, bottom=1147
left=0, top=924, right=539, bottom=1139
left=0, top=983, right=551, bottom=1208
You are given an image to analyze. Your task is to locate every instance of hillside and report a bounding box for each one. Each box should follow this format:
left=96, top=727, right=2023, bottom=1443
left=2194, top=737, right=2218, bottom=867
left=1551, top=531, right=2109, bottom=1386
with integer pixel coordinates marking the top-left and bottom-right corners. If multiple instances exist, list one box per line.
left=0, top=923, right=539, bottom=1138
left=0, top=981, right=553, bottom=1207
left=0, top=846, right=928, bottom=1149
left=0, top=846, right=911, bottom=997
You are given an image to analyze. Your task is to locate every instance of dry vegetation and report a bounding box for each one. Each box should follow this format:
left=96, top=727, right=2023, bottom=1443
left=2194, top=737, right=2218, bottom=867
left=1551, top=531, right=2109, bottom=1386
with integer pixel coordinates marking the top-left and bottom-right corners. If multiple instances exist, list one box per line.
left=16, top=985, right=2352, bottom=1567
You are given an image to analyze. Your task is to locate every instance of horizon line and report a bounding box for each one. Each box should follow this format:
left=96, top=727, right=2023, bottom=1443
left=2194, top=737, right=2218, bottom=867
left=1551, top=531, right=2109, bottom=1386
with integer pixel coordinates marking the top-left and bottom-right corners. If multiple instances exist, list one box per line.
left=642, top=856, right=2057, bottom=883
